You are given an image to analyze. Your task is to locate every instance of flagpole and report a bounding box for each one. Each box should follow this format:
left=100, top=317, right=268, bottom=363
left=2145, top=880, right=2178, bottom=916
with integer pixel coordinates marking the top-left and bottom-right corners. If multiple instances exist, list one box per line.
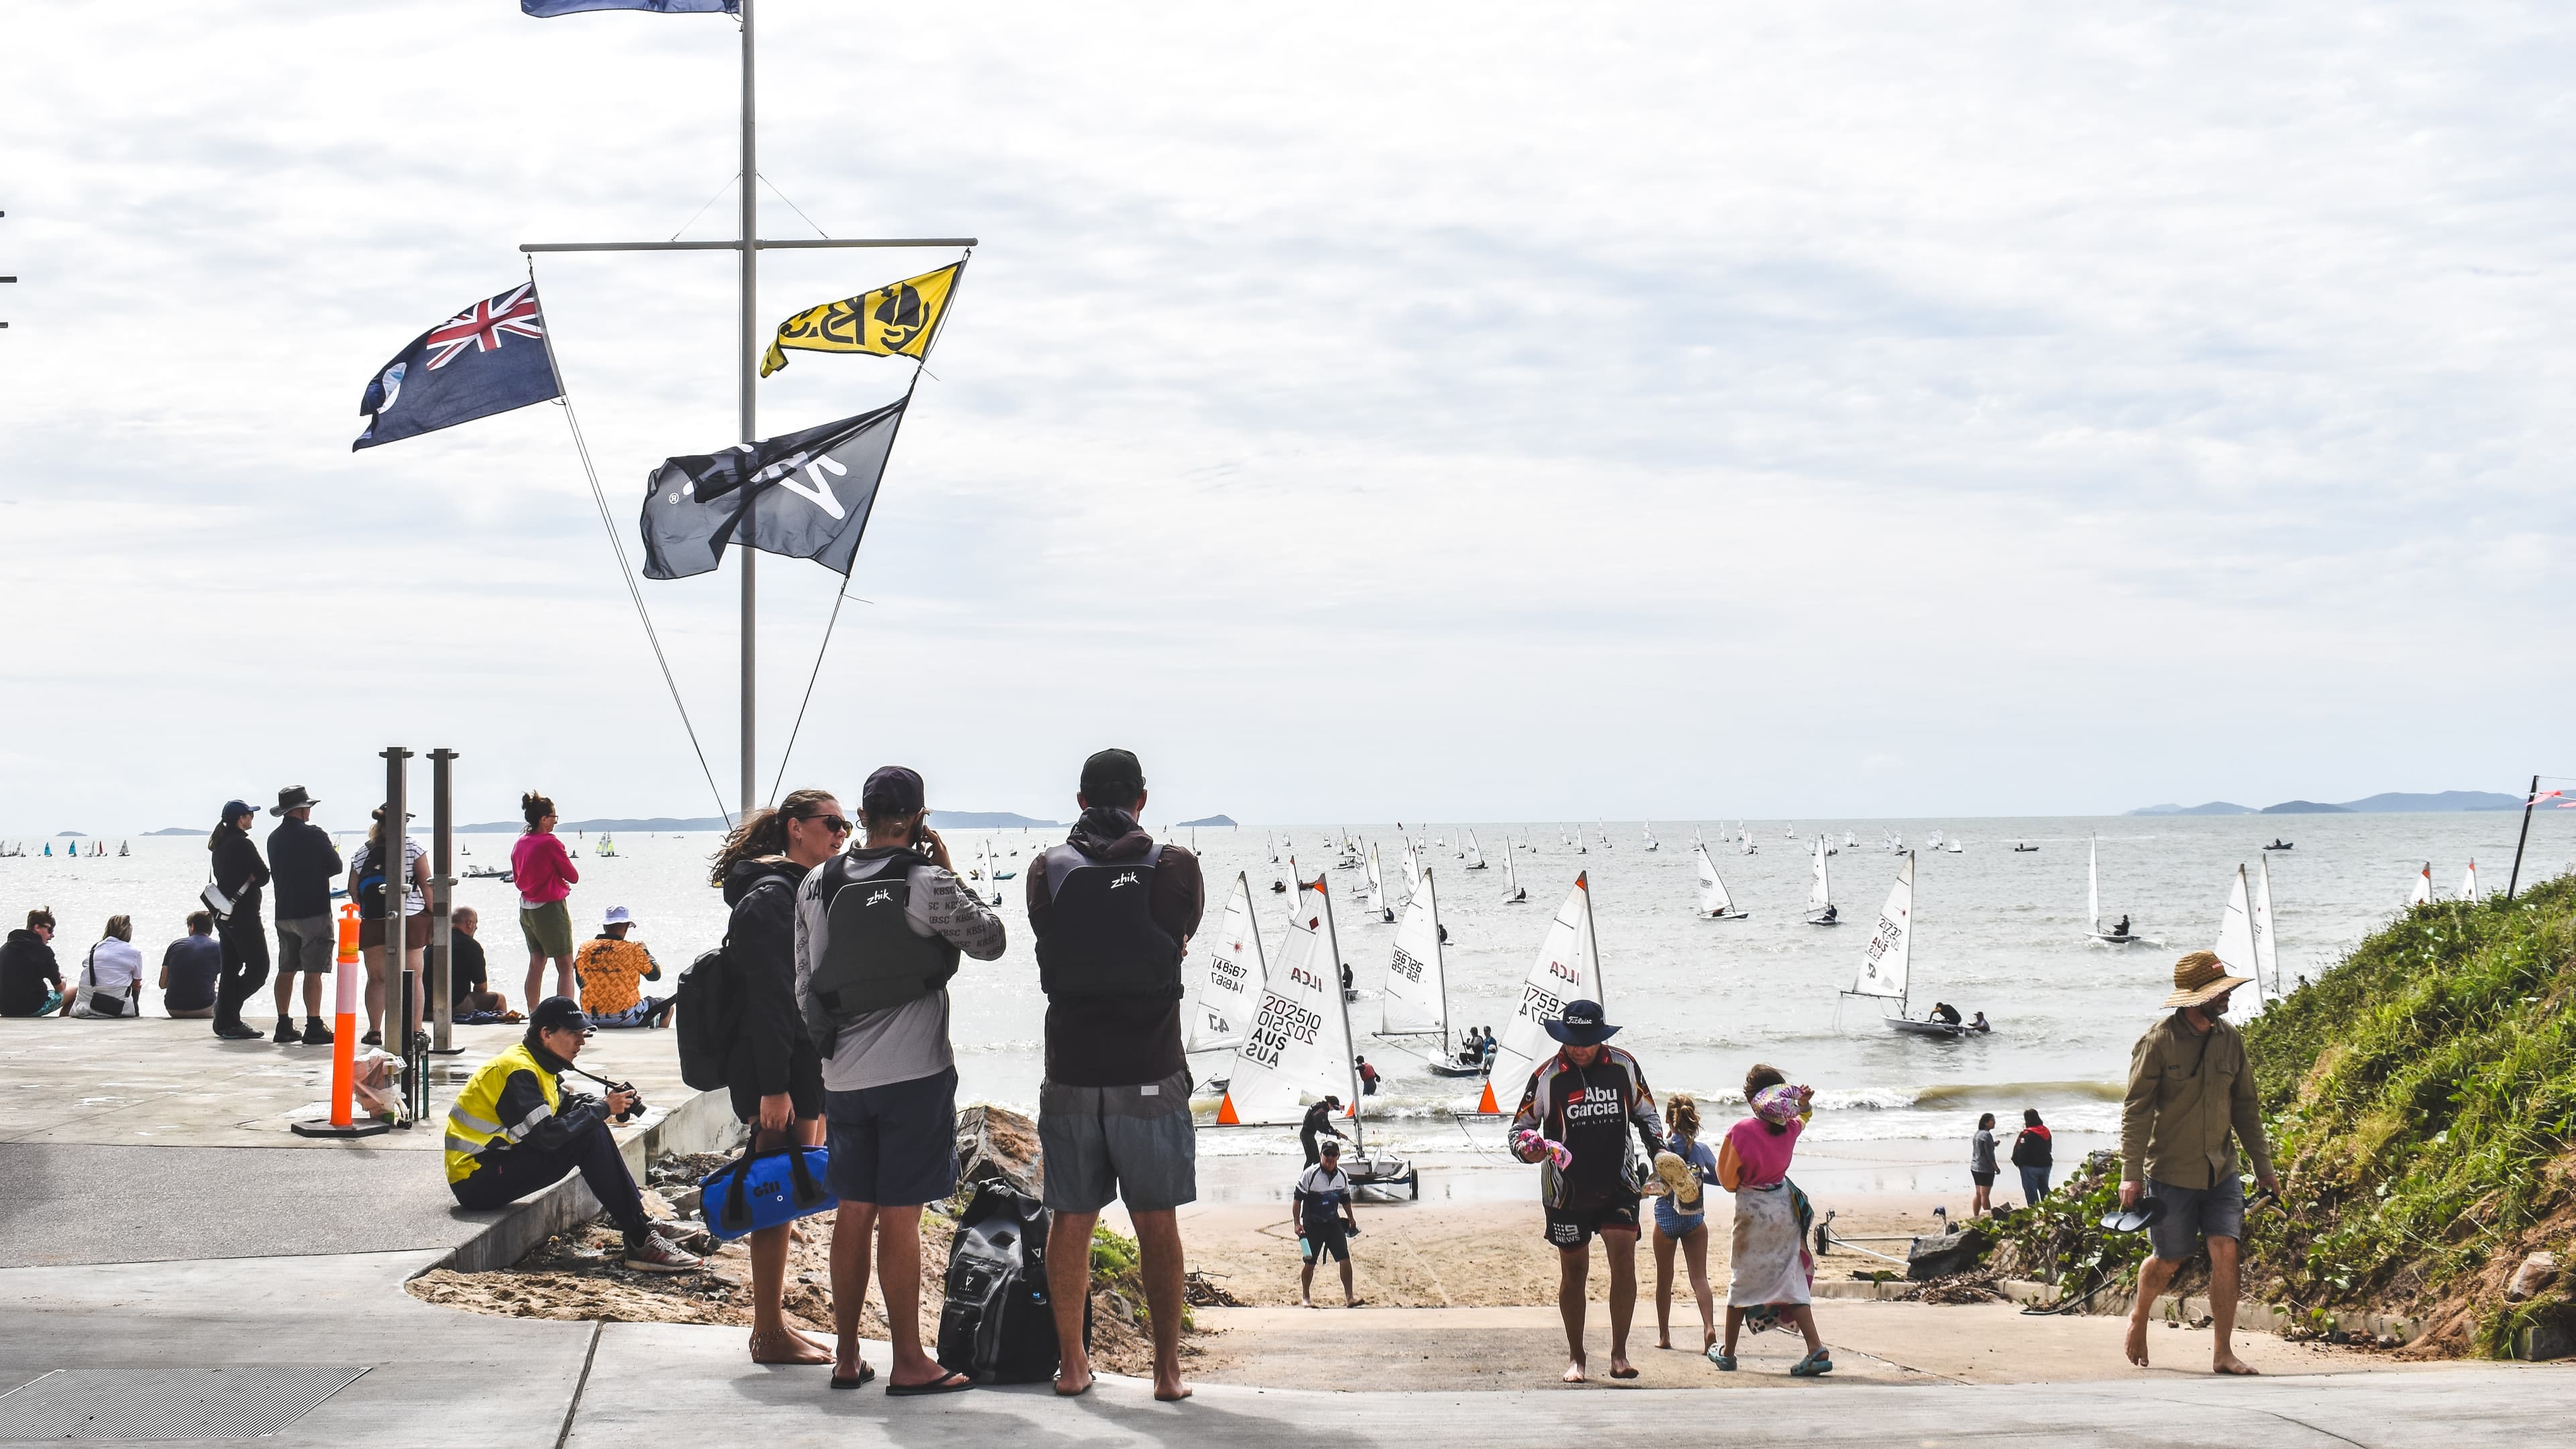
left=738, top=0, right=760, bottom=816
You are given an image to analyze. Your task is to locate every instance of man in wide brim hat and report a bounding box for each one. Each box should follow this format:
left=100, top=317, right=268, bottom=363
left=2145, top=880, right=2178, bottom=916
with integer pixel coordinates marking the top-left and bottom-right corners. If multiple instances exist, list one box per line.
left=1511, top=998, right=1668, bottom=1383
left=2118, top=951, right=2278, bottom=1377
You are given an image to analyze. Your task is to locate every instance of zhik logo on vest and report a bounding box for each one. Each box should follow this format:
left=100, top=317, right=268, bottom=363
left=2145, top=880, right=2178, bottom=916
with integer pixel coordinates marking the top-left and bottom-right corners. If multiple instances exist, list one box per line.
left=865, top=888, right=894, bottom=907
left=1110, top=871, right=1140, bottom=890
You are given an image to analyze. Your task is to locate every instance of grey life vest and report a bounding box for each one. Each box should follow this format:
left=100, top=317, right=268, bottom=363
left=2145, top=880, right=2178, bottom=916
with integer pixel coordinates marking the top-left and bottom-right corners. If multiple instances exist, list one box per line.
left=1032, top=841, right=1183, bottom=1000
left=808, top=853, right=960, bottom=1023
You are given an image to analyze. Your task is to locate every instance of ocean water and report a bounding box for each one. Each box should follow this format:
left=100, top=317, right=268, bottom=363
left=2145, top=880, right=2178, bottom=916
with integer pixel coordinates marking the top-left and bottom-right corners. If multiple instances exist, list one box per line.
left=9, top=810, right=2566, bottom=1161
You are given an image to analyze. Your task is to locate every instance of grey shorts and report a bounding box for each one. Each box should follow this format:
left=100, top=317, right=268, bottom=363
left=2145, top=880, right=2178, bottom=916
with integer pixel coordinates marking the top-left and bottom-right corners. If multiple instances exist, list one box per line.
left=1037, top=1069, right=1197, bottom=1214
left=2145, top=1173, right=2245, bottom=1261
left=275, top=916, right=335, bottom=975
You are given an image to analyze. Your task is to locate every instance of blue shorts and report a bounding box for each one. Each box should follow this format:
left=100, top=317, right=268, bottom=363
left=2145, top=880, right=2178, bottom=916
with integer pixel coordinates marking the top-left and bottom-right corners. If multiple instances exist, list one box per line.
left=2145, top=1173, right=2245, bottom=1262
left=1037, top=1070, right=1197, bottom=1214
left=822, top=1067, right=958, bottom=1208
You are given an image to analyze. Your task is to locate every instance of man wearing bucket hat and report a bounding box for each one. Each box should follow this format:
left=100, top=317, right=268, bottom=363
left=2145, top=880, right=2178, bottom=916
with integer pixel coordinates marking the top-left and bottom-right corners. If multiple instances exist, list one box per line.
left=2118, top=950, right=2279, bottom=1375
left=1509, top=998, right=1668, bottom=1383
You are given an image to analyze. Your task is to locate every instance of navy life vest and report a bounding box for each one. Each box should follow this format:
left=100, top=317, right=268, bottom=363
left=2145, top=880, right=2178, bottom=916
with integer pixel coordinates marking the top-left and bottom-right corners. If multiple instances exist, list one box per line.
left=1032, top=841, right=1183, bottom=1000
left=807, top=853, right=961, bottom=1022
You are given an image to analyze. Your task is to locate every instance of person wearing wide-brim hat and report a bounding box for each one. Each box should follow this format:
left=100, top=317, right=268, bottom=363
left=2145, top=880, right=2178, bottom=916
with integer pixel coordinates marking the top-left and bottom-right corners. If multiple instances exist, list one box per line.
left=2118, top=950, right=2279, bottom=1376
left=1508, top=998, right=1668, bottom=1384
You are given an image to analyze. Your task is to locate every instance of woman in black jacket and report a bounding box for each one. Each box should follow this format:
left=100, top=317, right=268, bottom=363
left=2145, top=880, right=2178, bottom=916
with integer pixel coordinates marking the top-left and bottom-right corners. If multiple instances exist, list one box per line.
left=707, top=787, right=846, bottom=1365
left=208, top=800, right=272, bottom=1040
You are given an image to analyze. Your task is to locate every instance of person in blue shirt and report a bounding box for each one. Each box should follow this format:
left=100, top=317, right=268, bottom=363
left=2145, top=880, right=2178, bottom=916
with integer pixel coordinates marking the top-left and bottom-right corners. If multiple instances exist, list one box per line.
left=158, top=912, right=223, bottom=1019
left=1651, top=1093, right=1720, bottom=1354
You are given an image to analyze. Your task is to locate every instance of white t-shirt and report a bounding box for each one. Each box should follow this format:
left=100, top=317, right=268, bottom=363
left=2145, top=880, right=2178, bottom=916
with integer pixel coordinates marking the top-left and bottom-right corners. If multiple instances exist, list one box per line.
left=1294, top=1165, right=1352, bottom=1230
left=351, top=838, right=427, bottom=916
left=72, top=938, right=144, bottom=1018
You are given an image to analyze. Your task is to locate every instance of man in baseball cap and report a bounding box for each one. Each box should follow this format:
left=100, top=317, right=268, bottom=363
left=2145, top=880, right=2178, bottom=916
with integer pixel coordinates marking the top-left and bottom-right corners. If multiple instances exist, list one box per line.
left=2118, top=951, right=2277, bottom=1375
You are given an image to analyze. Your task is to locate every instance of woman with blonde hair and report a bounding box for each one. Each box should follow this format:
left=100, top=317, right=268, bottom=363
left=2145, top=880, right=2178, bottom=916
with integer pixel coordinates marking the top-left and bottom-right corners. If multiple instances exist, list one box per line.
left=708, top=787, right=845, bottom=1365
left=1650, top=1091, right=1719, bottom=1353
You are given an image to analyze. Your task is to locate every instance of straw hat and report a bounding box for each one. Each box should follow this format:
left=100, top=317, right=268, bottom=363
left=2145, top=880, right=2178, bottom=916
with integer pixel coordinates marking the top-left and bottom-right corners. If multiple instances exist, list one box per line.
left=2161, top=950, right=2250, bottom=1008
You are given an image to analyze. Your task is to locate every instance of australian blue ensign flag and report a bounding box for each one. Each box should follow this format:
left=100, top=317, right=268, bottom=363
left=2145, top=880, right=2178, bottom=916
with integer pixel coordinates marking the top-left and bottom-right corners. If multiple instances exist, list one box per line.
left=521, top=1, right=737, bottom=15
left=353, top=283, right=562, bottom=451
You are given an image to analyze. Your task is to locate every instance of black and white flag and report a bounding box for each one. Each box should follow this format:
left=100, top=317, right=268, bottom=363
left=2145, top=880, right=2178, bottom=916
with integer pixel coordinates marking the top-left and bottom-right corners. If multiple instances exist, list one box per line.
left=639, top=398, right=905, bottom=580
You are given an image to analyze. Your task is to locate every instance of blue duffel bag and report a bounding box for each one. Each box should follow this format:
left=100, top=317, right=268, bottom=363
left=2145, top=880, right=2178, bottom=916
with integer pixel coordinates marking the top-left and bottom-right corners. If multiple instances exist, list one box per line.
left=700, top=1142, right=836, bottom=1241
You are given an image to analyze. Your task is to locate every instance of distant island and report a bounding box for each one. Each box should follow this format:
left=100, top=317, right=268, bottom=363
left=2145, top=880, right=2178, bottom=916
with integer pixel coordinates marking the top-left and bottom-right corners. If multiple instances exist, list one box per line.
left=1175, top=814, right=1236, bottom=828
left=2131, top=790, right=2523, bottom=816
left=926, top=811, right=1059, bottom=829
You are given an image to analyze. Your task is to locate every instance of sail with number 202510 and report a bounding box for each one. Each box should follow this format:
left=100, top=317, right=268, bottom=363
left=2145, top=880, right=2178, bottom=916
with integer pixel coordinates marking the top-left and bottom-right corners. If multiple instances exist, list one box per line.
left=1216, top=873, right=1358, bottom=1126
left=1478, top=873, right=1603, bottom=1114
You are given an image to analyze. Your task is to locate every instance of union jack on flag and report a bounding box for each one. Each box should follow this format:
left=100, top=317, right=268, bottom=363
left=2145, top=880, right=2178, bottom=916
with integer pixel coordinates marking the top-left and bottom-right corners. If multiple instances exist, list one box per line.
left=424, top=284, right=545, bottom=370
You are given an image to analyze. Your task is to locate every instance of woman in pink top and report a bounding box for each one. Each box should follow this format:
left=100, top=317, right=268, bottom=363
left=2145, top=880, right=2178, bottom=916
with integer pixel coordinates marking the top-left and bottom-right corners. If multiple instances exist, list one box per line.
left=1712, top=1064, right=1830, bottom=1377
left=509, top=792, right=580, bottom=1012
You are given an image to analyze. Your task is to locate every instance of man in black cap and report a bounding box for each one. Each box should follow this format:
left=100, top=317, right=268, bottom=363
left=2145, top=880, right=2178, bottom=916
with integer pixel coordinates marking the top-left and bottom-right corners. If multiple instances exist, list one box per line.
left=266, top=786, right=342, bottom=1045
left=1027, top=747, right=1204, bottom=1401
left=797, top=765, right=1004, bottom=1395
left=443, top=996, right=700, bottom=1273
left=1508, top=998, right=1666, bottom=1384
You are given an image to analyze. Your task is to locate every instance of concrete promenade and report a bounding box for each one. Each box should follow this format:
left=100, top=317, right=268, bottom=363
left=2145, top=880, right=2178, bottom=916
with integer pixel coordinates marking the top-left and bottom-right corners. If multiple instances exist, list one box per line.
left=5, top=1019, right=2573, bottom=1445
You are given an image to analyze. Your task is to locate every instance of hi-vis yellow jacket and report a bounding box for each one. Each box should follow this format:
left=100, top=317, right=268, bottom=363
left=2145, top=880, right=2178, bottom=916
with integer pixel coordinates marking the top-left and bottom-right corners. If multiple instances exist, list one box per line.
left=445, top=1039, right=572, bottom=1185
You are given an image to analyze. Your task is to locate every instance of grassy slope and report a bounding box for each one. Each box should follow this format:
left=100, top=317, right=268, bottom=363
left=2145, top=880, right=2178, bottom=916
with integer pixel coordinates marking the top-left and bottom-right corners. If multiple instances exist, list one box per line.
left=2239, top=874, right=2576, bottom=1353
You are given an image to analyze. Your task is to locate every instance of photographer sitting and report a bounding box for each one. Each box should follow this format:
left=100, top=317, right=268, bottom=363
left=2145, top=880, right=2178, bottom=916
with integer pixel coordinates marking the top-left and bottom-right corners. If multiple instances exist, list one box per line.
left=444, top=996, right=700, bottom=1273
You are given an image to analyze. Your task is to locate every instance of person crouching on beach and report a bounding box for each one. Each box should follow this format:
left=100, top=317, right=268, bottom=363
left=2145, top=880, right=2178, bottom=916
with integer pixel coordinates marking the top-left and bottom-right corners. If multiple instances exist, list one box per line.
left=1651, top=1092, right=1718, bottom=1354
left=1713, top=1065, right=1830, bottom=1376
left=1508, top=998, right=1666, bottom=1384
left=2120, top=951, right=2277, bottom=1376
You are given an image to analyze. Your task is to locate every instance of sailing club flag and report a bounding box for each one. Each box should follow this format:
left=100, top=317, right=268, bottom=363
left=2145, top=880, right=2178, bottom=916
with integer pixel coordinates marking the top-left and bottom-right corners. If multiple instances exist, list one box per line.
left=640, top=398, right=906, bottom=580
left=353, top=282, right=561, bottom=451
left=760, top=262, right=964, bottom=378
left=521, top=1, right=737, bottom=15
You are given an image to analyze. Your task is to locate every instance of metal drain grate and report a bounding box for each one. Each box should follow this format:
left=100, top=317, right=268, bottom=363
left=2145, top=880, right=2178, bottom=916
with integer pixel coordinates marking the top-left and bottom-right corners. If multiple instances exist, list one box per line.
left=0, top=1366, right=367, bottom=1440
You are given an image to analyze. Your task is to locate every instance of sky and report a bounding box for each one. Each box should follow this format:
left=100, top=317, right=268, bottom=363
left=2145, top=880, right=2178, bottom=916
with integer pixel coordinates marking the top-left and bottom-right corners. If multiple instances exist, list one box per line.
left=5, top=2, right=2575, bottom=833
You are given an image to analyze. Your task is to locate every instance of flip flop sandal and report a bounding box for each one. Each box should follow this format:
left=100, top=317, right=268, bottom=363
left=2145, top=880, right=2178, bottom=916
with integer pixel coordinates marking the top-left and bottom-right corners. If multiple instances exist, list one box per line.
left=1708, top=1350, right=1737, bottom=1371
left=1788, top=1350, right=1834, bottom=1377
left=1653, top=1152, right=1702, bottom=1212
left=830, top=1362, right=877, bottom=1391
left=886, top=1372, right=977, bottom=1397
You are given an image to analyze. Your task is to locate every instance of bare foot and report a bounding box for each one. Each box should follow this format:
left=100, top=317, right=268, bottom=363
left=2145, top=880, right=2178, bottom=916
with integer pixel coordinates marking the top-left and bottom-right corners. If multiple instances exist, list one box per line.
left=1152, top=1373, right=1193, bottom=1402
left=1344, top=1297, right=1363, bottom=1309
left=1656, top=1334, right=1673, bottom=1350
left=749, top=1327, right=831, bottom=1365
left=1563, top=1358, right=1588, bottom=1384
left=792, top=1324, right=835, bottom=1352
left=1301, top=1297, right=1317, bottom=1309
left=1054, top=1362, right=1094, bottom=1397
left=2213, top=1352, right=2261, bottom=1376
left=2125, top=1315, right=2151, bottom=1368
left=1609, top=1357, right=1638, bottom=1380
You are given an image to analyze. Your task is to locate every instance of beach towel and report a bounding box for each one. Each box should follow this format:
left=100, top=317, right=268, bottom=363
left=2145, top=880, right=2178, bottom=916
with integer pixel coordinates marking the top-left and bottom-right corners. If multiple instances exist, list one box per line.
left=1727, top=1179, right=1815, bottom=1309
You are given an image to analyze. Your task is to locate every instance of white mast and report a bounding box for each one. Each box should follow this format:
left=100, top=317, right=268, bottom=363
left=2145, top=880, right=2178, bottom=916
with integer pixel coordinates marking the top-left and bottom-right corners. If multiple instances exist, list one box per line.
left=2088, top=835, right=2102, bottom=934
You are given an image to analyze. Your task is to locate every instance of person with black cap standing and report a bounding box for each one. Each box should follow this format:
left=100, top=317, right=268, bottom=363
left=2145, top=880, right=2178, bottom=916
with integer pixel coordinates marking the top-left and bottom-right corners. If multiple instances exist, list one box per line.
left=266, top=786, right=341, bottom=1045
left=1028, top=747, right=1204, bottom=1402
left=706, top=786, right=847, bottom=1366
left=1508, top=998, right=1667, bottom=1384
left=797, top=765, right=1004, bottom=1395
left=443, top=996, right=700, bottom=1273
left=207, top=800, right=272, bottom=1040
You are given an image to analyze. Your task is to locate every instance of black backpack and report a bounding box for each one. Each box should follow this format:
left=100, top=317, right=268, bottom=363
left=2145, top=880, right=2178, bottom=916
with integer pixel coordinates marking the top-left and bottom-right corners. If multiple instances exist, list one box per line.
left=674, top=943, right=737, bottom=1091
left=936, top=1181, right=1087, bottom=1383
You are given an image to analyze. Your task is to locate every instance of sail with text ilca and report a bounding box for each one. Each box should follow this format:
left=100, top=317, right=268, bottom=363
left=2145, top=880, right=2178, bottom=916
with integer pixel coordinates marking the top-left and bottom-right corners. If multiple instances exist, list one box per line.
left=1217, top=873, right=1357, bottom=1126
left=1380, top=868, right=1448, bottom=1037
left=1479, top=873, right=1602, bottom=1114
left=1185, top=871, right=1270, bottom=1053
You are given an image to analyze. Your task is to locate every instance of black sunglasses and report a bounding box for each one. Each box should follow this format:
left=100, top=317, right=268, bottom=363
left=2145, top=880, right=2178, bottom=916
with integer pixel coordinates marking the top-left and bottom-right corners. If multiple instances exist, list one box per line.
left=800, top=813, right=853, bottom=835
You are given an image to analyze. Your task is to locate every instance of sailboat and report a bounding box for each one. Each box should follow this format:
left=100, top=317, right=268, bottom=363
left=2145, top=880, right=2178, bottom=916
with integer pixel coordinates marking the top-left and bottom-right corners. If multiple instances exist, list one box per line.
left=1641, top=821, right=1659, bottom=851
left=1400, top=835, right=1424, bottom=904
left=1379, top=867, right=1452, bottom=1049
left=2407, top=863, right=2433, bottom=908
left=2089, top=835, right=2137, bottom=944
left=1463, top=829, right=1487, bottom=870
left=1477, top=873, right=1603, bottom=1115
left=1266, top=832, right=1280, bottom=865
left=594, top=833, right=618, bottom=857
left=1695, top=841, right=1748, bottom=920
left=2461, top=860, right=2480, bottom=904
left=1215, top=873, right=1417, bottom=1197
left=1942, top=836, right=1963, bottom=854
left=1847, top=853, right=1975, bottom=1038
left=1843, top=830, right=1857, bottom=850
left=1366, top=842, right=1392, bottom=922
left=2214, top=864, right=2271, bottom=1020
left=1185, top=871, right=1271, bottom=1060
left=975, top=839, right=1002, bottom=906
left=1572, top=824, right=1588, bottom=855
left=1502, top=840, right=1527, bottom=902
left=2253, top=856, right=2281, bottom=999
left=1806, top=837, right=1839, bottom=925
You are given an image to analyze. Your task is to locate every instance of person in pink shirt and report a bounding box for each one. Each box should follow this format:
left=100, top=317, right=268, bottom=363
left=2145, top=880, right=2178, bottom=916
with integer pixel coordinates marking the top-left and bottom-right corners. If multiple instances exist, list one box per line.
left=510, top=792, right=580, bottom=1012
left=1712, top=1065, right=1830, bottom=1376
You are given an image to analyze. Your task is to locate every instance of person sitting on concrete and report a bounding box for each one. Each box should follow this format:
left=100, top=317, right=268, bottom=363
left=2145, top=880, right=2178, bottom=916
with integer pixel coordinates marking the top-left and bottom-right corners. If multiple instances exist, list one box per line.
left=575, top=907, right=669, bottom=1028
left=444, top=996, right=700, bottom=1273
left=160, top=911, right=221, bottom=1020
left=449, top=907, right=506, bottom=1018
left=70, top=915, right=146, bottom=1018
left=0, top=908, right=67, bottom=1017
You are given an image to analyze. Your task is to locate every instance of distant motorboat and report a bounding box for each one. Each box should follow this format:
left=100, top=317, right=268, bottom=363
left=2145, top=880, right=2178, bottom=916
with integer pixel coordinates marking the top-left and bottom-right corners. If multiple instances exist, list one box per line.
left=2263, top=840, right=2294, bottom=851
left=464, top=866, right=515, bottom=881
left=2012, top=841, right=2039, bottom=853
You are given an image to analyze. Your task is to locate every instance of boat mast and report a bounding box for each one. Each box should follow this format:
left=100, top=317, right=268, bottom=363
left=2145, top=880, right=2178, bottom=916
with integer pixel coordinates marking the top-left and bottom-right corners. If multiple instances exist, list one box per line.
left=737, top=0, right=759, bottom=814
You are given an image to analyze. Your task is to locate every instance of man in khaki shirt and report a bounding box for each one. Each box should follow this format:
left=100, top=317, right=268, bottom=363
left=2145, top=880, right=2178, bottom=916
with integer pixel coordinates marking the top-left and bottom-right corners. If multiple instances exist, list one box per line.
left=2118, top=951, right=2279, bottom=1375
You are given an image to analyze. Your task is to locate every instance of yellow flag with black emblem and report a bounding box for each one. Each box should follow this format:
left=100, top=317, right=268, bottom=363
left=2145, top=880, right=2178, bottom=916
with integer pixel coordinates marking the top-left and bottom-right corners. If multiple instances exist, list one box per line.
left=759, top=261, right=964, bottom=378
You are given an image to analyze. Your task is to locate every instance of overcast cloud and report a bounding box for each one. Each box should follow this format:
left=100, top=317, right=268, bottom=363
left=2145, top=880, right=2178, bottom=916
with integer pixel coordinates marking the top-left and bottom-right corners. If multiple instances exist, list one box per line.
left=4, top=2, right=2571, bottom=830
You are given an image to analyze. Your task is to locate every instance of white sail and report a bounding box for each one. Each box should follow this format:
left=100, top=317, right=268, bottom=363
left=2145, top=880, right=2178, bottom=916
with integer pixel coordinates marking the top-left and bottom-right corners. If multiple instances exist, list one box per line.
left=1185, top=872, right=1270, bottom=1052
left=1503, top=841, right=1523, bottom=900
left=1401, top=835, right=1423, bottom=899
left=2408, top=863, right=2432, bottom=907
left=1218, top=873, right=1358, bottom=1126
left=2253, top=856, right=2281, bottom=998
left=1380, top=867, right=1447, bottom=1037
left=1365, top=842, right=1386, bottom=916
left=1266, top=832, right=1279, bottom=865
left=2461, top=860, right=2480, bottom=904
left=2214, top=865, right=2262, bottom=1018
left=1695, top=842, right=1737, bottom=917
left=1844, top=830, right=1856, bottom=849
left=1808, top=836, right=1833, bottom=918
left=2088, top=835, right=2102, bottom=933
left=1847, top=852, right=1913, bottom=1002
left=1464, top=828, right=1486, bottom=869
left=1481, top=874, right=1603, bottom=1114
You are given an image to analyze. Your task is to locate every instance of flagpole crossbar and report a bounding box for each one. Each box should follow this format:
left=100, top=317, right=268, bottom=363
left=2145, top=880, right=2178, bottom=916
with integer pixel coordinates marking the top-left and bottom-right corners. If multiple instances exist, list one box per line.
left=519, top=238, right=977, bottom=253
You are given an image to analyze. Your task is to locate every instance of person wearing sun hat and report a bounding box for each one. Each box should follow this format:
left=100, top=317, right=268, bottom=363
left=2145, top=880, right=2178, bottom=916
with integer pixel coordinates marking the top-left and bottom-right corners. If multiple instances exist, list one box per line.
left=2118, top=949, right=2279, bottom=1376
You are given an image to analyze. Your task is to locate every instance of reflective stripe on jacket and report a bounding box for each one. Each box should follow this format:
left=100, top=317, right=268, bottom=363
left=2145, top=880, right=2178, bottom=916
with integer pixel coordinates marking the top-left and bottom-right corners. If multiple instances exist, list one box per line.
left=444, top=1040, right=563, bottom=1184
